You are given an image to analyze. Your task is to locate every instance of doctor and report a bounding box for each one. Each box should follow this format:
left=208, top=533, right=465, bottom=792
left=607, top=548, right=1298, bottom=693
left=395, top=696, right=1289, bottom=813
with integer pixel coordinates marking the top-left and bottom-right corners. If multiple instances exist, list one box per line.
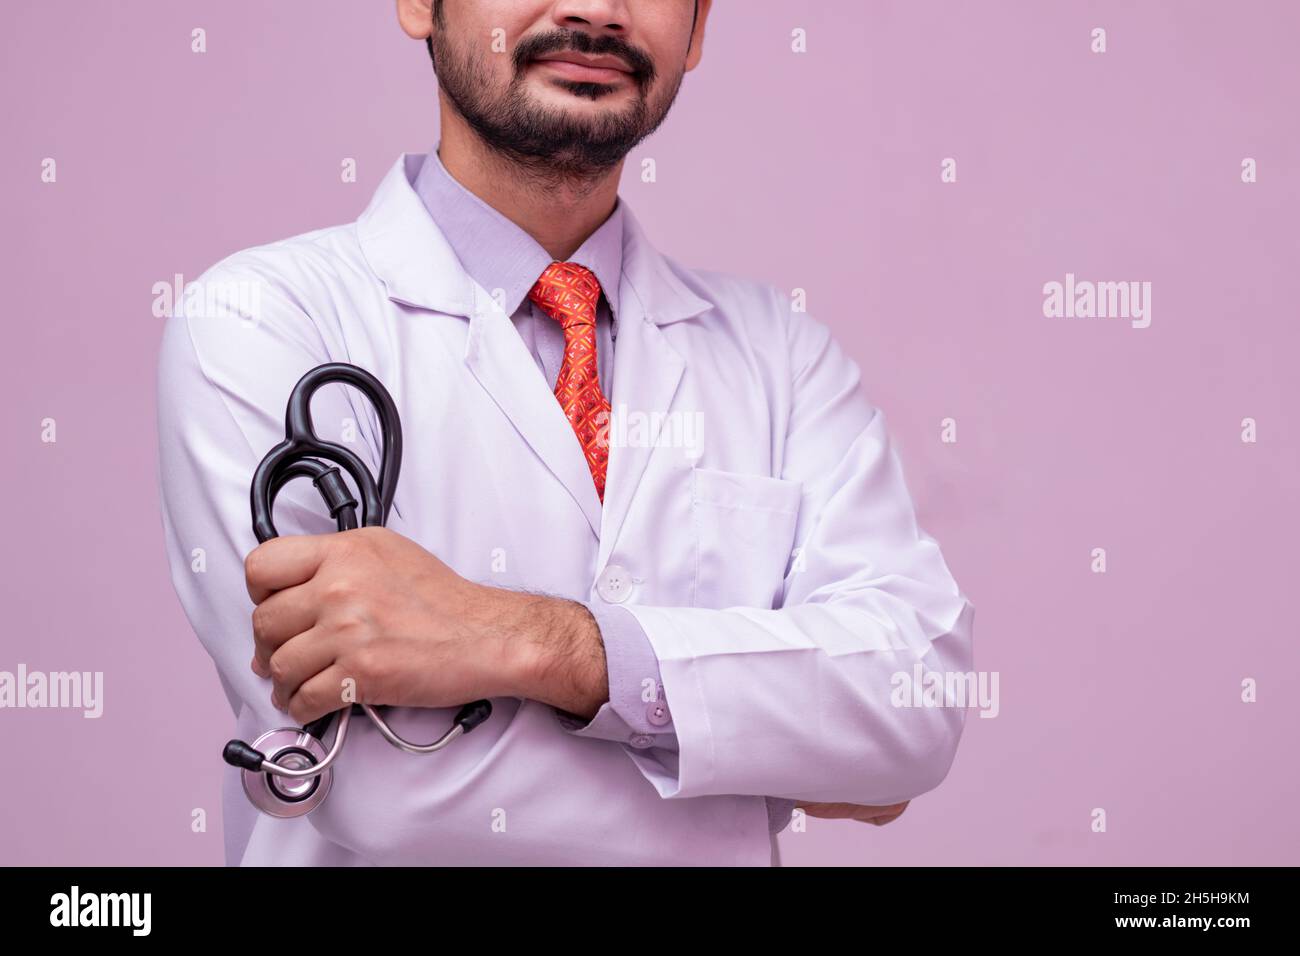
left=157, top=0, right=974, bottom=866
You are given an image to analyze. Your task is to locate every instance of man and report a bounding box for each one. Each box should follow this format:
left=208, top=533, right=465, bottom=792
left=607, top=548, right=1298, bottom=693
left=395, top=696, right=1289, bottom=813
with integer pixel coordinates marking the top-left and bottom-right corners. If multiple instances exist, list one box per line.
left=157, top=0, right=974, bottom=866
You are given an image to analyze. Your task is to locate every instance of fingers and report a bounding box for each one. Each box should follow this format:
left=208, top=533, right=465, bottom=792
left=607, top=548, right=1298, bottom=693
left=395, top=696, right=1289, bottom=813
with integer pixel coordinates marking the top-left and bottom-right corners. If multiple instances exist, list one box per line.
left=251, top=585, right=321, bottom=677
left=286, top=663, right=351, bottom=725
left=798, top=802, right=863, bottom=820
left=265, top=627, right=339, bottom=713
left=790, top=806, right=852, bottom=816
left=244, top=535, right=331, bottom=604
left=869, top=803, right=909, bottom=826
left=797, top=801, right=911, bottom=825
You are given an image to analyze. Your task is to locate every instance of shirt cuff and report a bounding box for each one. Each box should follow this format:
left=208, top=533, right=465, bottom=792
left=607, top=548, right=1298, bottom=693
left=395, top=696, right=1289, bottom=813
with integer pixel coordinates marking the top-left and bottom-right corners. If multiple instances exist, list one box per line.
left=553, top=602, right=679, bottom=752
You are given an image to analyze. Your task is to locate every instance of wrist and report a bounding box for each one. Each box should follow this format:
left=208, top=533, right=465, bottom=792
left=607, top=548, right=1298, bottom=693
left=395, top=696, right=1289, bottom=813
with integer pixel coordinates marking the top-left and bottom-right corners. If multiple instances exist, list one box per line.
left=514, top=595, right=608, bottom=717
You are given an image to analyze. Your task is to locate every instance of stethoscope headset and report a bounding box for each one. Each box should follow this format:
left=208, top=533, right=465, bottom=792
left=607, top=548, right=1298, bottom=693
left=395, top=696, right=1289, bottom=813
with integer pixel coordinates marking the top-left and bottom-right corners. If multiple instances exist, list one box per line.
left=221, top=363, right=492, bottom=818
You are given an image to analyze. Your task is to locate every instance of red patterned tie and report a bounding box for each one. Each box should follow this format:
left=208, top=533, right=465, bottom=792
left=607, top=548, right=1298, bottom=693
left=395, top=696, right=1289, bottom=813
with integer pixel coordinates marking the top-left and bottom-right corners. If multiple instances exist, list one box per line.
left=527, top=261, right=611, bottom=502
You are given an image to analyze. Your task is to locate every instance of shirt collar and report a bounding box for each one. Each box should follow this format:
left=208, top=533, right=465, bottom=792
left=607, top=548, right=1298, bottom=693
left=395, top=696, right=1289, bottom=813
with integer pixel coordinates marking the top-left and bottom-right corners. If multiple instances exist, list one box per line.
left=357, top=154, right=714, bottom=327
left=412, top=145, right=625, bottom=320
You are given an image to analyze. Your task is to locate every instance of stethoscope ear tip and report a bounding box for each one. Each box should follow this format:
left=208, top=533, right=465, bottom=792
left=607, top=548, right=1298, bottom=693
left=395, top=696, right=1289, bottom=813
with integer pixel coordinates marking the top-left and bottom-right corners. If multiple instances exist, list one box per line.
left=455, top=700, right=493, bottom=734
left=223, top=739, right=267, bottom=771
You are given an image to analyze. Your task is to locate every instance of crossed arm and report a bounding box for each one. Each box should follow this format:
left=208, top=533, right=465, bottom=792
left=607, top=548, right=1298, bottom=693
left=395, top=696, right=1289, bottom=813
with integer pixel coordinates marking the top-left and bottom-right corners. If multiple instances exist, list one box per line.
left=245, top=524, right=910, bottom=825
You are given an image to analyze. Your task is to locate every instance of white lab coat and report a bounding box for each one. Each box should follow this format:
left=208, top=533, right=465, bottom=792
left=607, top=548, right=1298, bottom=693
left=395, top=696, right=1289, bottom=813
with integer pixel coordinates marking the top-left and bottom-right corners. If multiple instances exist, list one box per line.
left=156, top=154, right=975, bottom=866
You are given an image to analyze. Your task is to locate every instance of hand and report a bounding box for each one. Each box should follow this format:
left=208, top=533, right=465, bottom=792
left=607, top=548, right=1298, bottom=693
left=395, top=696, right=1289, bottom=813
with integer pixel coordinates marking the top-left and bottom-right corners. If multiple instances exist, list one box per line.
left=797, top=801, right=910, bottom=826
left=244, top=527, right=600, bottom=724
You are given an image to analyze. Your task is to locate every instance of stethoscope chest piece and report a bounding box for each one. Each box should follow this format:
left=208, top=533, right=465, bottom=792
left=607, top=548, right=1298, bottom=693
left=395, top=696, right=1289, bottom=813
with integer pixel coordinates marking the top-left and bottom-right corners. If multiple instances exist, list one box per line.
left=240, top=727, right=333, bottom=819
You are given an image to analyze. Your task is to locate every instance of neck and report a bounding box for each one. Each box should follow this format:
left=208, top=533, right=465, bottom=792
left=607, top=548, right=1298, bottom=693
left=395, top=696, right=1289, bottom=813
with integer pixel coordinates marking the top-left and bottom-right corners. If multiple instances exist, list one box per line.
left=436, top=103, right=624, bottom=262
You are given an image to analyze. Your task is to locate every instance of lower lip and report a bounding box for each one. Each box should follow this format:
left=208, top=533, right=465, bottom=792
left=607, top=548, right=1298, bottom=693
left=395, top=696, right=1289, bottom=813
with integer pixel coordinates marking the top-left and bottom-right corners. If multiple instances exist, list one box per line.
left=532, top=59, right=631, bottom=84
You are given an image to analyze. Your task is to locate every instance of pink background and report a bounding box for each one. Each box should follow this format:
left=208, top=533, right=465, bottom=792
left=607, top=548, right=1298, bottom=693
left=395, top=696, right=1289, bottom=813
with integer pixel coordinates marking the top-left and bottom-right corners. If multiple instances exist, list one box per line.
left=2, top=1, right=1297, bottom=865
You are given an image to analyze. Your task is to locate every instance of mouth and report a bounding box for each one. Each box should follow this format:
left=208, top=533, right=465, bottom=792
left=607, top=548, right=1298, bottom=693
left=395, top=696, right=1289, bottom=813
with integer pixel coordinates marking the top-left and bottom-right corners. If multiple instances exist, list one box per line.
left=529, top=52, right=633, bottom=85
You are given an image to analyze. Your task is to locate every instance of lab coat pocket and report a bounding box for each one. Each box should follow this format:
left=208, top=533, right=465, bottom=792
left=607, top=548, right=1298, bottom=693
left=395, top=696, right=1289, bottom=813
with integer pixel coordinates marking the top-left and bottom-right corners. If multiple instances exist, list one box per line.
left=691, top=467, right=803, bottom=610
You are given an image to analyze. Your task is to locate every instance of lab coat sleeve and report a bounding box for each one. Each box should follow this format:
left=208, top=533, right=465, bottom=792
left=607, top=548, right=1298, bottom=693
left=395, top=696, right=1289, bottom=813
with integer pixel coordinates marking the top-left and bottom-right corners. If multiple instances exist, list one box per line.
left=619, top=302, right=976, bottom=807
left=556, top=606, right=798, bottom=835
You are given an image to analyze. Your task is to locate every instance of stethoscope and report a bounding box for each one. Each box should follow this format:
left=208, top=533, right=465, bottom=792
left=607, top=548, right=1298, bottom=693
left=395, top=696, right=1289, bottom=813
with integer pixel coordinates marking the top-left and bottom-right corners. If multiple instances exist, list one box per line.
left=221, top=362, right=492, bottom=818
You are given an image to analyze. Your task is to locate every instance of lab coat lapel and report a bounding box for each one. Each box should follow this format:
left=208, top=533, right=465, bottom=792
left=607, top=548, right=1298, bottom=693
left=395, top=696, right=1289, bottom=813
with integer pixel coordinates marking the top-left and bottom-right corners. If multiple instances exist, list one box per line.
left=598, top=295, right=684, bottom=561
left=463, top=285, right=604, bottom=538
left=360, top=155, right=605, bottom=537
left=597, top=203, right=713, bottom=560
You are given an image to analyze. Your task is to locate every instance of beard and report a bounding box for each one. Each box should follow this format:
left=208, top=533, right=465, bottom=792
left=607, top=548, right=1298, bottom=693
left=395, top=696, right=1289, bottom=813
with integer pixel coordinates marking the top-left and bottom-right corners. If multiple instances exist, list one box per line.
left=430, top=26, right=684, bottom=178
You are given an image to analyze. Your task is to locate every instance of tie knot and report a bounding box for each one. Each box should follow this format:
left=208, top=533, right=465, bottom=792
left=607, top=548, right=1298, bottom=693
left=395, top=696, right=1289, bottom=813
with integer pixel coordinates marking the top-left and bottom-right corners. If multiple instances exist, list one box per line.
left=528, top=261, right=601, bottom=330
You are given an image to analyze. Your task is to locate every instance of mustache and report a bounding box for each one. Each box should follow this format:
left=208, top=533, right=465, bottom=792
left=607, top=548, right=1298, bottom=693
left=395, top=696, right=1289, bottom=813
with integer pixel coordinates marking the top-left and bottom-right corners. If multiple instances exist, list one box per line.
left=514, top=28, right=656, bottom=82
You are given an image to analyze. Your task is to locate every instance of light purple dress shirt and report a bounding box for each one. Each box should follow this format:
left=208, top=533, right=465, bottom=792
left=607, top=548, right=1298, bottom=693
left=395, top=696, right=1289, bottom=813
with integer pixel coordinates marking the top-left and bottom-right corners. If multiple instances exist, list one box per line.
left=413, top=147, right=796, bottom=835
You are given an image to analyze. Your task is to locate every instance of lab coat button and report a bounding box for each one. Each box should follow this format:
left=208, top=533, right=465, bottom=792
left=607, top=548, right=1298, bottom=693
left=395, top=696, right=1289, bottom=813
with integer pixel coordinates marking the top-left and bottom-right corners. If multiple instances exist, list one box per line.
left=629, top=734, right=655, bottom=749
left=646, top=701, right=672, bottom=727
left=596, top=564, right=633, bottom=604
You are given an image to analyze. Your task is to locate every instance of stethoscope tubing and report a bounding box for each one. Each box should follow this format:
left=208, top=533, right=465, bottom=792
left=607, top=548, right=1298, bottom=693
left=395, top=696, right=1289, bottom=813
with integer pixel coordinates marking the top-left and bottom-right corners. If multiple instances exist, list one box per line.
left=254, top=702, right=475, bottom=780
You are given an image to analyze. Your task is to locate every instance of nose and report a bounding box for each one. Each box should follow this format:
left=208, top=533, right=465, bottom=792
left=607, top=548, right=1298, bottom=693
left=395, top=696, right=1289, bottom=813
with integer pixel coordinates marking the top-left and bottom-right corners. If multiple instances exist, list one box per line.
left=548, top=0, right=631, bottom=35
